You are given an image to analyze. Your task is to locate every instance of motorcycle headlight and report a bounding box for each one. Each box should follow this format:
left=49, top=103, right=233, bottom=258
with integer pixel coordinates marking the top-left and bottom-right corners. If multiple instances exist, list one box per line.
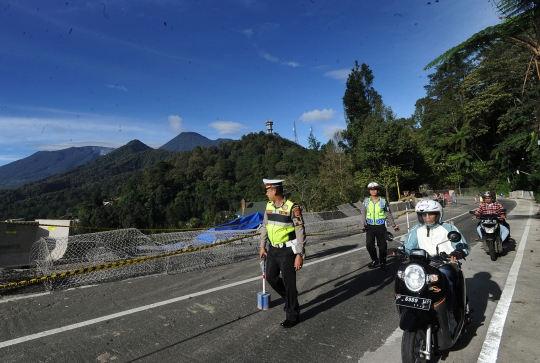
left=403, top=265, right=426, bottom=292
left=484, top=227, right=495, bottom=233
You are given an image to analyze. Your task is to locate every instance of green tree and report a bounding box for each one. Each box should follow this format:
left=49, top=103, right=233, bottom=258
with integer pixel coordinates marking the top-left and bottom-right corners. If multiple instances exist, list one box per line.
left=307, top=128, right=321, bottom=150
left=318, top=131, right=358, bottom=209
left=341, top=61, right=382, bottom=150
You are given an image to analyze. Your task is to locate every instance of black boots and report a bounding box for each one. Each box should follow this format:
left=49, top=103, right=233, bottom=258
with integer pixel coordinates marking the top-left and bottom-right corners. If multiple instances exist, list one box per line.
left=368, top=260, right=380, bottom=269
left=380, top=258, right=388, bottom=271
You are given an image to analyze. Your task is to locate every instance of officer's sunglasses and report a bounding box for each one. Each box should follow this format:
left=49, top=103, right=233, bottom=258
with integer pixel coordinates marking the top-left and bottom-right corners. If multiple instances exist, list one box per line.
left=368, top=187, right=379, bottom=190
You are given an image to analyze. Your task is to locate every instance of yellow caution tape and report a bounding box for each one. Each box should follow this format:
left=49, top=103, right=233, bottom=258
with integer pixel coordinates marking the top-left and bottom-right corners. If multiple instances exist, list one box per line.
left=0, top=232, right=258, bottom=290
left=0, top=226, right=364, bottom=290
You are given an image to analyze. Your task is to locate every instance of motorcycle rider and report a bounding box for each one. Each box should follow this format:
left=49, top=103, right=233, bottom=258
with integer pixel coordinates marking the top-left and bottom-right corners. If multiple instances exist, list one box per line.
left=472, top=190, right=510, bottom=245
left=390, top=199, right=469, bottom=333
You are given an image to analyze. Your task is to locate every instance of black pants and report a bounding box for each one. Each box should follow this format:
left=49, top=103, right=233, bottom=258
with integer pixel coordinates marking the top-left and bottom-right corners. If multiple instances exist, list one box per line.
left=266, top=244, right=300, bottom=322
left=365, top=224, right=387, bottom=262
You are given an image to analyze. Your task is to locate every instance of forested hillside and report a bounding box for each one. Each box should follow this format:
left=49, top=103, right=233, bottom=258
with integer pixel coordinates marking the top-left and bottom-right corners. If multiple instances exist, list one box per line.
left=78, top=133, right=325, bottom=229
left=0, top=140, right=176, bottom=221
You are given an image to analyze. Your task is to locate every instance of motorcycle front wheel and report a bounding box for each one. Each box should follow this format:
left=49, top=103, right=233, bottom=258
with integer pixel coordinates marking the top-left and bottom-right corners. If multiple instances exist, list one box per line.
left=402, top=329, right=428, bottom=363
left=487, top=239, right=497, bottom=261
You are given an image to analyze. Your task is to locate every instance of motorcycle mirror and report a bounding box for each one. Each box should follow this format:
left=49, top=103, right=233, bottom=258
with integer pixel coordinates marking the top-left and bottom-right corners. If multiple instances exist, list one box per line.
left=468, top=210, right=475, bottom=215
left=447, top=231, right=462, bottom=242
left=385, top=232, right=394, bottom=242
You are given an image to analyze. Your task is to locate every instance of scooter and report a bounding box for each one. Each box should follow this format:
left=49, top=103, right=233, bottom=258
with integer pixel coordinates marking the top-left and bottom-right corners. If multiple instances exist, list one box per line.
left=469, top=211, right=504, bottom=261
left=391, top=231, right=473, bottom=362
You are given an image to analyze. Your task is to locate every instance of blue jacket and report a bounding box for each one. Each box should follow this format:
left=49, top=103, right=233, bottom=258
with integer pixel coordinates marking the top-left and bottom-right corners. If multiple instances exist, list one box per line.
left=403, top=223, right=470, bottom=257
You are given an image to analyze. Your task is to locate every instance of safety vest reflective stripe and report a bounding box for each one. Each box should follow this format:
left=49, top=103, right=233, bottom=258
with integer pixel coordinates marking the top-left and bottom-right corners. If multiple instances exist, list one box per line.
left=364, top=197, right=387, bottom=225
left=267, top=213, right=294, bottom=226
left=266, top=200, right=296, bottom=244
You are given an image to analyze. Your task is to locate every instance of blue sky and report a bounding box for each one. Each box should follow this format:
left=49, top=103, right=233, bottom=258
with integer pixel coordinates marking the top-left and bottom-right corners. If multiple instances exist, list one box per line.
left=0, top=0, right=500, bottom=167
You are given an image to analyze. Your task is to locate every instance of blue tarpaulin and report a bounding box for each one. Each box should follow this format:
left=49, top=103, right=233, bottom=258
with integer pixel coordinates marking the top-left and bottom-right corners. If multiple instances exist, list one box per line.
left=191, top=212, right=264, bottom=246
left=213, top=212, right=264, bottom=231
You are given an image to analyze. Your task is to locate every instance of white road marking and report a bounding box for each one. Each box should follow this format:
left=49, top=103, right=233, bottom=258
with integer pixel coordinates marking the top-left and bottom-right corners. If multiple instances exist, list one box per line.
left=0, top=245, right=365, bottom=349
left=357, top=327, right=402, bottom=362
left=0, top=292, right=51, bottom=304
left=477, top=203, right=533, bottom=363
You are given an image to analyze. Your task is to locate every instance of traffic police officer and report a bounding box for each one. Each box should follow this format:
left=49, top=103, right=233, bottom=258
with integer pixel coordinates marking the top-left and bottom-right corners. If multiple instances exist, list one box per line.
left=359, top=182, right=399, bottom=271
left=259, top=179, right=307, bottom=328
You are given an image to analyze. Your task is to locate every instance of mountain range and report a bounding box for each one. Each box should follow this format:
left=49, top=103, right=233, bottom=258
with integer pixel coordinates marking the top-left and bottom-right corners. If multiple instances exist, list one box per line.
left=0, top=133, right=232, bottom=190
left=0, top=146, right=114, bottom=190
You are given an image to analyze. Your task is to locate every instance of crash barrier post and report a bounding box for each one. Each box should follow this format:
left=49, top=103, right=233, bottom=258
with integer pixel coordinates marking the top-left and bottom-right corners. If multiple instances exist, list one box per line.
left=509, top=190, right=534, bottom=199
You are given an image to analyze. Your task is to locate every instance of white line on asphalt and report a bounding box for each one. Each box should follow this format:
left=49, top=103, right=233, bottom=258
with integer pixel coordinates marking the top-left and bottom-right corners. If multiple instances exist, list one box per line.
left=357, top=326, right=402, bottom=362
left=0, top=245, right=365, bottom=349
left=477, top=203, right=533, bottom=363
left=0, top=292, right=51, bottom=304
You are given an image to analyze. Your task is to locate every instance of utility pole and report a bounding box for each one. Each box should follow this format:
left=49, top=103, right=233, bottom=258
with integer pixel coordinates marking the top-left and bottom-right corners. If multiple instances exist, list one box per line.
left=293, top=122, right=298, bottom=143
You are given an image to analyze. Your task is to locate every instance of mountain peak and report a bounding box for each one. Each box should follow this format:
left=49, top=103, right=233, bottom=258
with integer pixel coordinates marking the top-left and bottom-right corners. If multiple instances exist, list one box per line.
left=122, top=140, right=152, bottom=152
left=159, top=132, right=232, bottom=152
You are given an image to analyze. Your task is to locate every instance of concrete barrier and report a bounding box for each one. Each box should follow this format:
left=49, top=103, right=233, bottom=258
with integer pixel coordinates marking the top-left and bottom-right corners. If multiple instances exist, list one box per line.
left=0, top=221, right=40, bottom=268
left=509, top=190, right=534, bottom=199
left=317, top=211, right=347, bottom=220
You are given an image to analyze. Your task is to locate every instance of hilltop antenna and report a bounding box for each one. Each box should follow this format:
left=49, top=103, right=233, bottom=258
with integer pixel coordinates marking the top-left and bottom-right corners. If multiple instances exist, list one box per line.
left=293, top=122, right=298, bottom=143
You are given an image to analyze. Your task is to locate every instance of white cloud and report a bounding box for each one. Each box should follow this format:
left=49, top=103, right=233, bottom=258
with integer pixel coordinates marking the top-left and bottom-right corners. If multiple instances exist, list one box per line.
left=242, top=29, right=253, bottom=38
left=106, top=84, right=128, bottom=91
left=323, top=125, right=345, bottom=139
left=209, top=121, right=246, bottom=135
left=0, top=155, right=18, bottom=163
left=284, top=61, right=300, bottom=68
left=259, top=51, right=279, bottom=62
left=168, top=115, right=188, bottom=133
left=324, top=68, right=351, bottom=81
left=299, top=108, right=336, bottom=123
left=32, top=141, right=123, bottom=150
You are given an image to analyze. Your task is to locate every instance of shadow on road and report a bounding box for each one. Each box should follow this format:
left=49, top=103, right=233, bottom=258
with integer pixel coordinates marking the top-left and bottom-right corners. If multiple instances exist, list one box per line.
left=305, top=244, right=359, bottom=260
left=124, top=309, right=263, bottom=362
left=299, top=258, right=399, bottom=323
left=431, top=271, right=502, bottom=362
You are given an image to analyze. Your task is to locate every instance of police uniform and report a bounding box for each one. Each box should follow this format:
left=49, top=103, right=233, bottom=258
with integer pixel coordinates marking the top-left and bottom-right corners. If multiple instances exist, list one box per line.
left=259, top=179, right=307, bottom=327
left=359, top=195, right=397, bottom=270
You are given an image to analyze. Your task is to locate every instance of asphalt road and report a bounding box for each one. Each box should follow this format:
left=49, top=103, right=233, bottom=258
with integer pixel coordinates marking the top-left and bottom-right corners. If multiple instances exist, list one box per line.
left=1, top=197, right=534, bottom=363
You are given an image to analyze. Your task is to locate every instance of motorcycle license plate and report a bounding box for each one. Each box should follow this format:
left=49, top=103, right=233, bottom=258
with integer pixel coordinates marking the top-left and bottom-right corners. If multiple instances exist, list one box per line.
left=395, top=294, right=431, bottom=310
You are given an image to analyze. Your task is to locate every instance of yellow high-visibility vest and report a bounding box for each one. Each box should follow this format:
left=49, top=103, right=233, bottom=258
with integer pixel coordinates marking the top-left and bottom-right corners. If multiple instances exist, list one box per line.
left=265, top=200, right=296, bottom=244
left=364, top=197, right=388, bottom=225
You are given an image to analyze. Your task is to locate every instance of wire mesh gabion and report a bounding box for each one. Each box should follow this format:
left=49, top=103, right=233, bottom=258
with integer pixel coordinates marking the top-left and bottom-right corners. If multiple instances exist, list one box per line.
left=13, top=212, right=364, bottom=292
left=29, top=228, right=166, bottom=290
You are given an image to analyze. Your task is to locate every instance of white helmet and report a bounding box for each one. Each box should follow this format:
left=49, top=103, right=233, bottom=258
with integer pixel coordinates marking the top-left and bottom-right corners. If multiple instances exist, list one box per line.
left=367, top=182, right=380, bottom=189
left=415, top=199, right=443, bottom=226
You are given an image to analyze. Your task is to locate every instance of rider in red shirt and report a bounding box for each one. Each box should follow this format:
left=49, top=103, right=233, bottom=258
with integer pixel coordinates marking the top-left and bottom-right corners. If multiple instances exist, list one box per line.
left=472, top=191, right=510, bottom=244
